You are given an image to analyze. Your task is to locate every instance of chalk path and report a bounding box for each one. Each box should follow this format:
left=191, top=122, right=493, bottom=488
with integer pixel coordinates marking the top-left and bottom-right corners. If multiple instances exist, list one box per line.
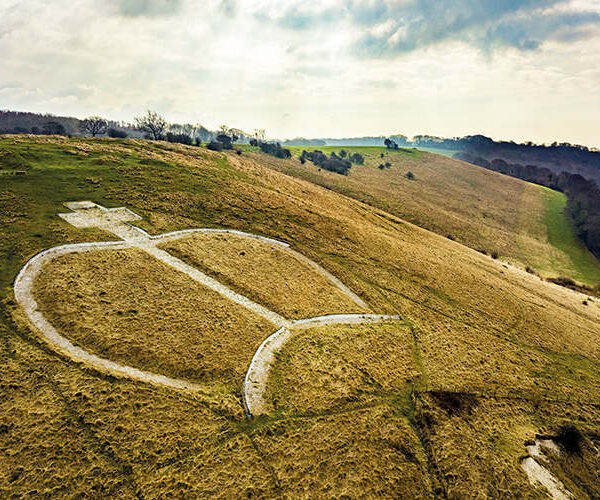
left=14, top=201, right=403, bottom=415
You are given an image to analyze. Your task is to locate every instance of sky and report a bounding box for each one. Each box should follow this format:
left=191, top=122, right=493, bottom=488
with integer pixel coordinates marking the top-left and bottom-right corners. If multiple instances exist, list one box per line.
left=1, top=0, right=599, bottom=146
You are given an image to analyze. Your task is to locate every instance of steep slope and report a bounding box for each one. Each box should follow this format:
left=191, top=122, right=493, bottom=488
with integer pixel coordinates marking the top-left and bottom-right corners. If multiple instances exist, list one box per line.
left=250, top=145, right=600, bottom=286
left=1, top=136, right=599, bottom=497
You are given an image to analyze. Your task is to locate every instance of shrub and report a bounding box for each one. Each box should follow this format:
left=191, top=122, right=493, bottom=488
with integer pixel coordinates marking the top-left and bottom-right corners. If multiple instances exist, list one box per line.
left=216, top=133, right=233, bottom=149
left=491, top=251, right=499, bottom=259
left=166, top=132, right=193, bottom=145
left=301, top=150, right=351, bottom=175
left=547, top=276, right=595, bottom=296
left=108, top=128, right=128, bottom=138
left=548, top=276, right=577, bottom=288
left=206, top=141, right=223, bottom=152
left=378, top=164, right=385, bottom=170
left=556, top=425, right=583, bottom=454
left=349, top=153, right=364, bottom=165
left=321, top=157, right=351, bottom=175
left=42, top=121, right=66, bottom=135
left=405, top=171, right=415, bottom=180
left=258, top=141, right=291, bottom=159
left=384, top=138, right=399, bottom=150
left=525, top=266, right=535, bottom=274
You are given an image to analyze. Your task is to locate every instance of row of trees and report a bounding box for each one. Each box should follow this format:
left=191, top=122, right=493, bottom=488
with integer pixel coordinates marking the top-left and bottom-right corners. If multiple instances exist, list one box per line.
left=74, top=111, right=242, bottom=146
left=456, top=152, right=600, bottom=260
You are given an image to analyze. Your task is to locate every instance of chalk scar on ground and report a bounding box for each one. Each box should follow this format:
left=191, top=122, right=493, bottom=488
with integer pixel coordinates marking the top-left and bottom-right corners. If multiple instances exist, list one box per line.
left=520, top=438, right=573, bottom=499
left=14, top=201, right=402, bottom=416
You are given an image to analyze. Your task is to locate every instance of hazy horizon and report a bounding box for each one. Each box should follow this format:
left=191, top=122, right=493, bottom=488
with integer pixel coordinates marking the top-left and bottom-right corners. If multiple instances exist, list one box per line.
left=2, top=0, right=600, bottom=147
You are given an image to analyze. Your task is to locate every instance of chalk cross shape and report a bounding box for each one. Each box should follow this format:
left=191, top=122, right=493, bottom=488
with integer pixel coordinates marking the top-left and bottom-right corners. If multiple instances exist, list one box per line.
left=15, top=201, right=403, bottom=416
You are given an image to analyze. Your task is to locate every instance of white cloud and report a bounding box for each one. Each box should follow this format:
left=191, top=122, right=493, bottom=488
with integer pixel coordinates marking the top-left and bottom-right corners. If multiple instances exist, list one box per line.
left=0, top=0, right=599, bottom=146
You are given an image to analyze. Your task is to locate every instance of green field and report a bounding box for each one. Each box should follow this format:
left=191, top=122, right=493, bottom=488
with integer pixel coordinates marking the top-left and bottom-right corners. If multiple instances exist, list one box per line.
left=542, top=188, right=600, bottom=284
left=284, top=144, right=422, bottom=158
left=413, top=146, right=462, bottom=158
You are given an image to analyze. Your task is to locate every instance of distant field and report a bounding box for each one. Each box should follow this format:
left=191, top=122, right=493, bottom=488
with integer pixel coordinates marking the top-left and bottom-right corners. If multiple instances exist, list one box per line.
left=286, top=145, right=461, bottom=158
left=250, top=145, right=600, bottom=286
left=542, top=188, right=600, bottom=282
left=1, top=136, right=599, bottom=497
left=413, top=146, right=461, bottom=158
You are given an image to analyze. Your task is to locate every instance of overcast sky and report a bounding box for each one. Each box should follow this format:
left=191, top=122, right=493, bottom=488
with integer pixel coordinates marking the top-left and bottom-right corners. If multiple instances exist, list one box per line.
left=1, top=0, right=599, bottom=145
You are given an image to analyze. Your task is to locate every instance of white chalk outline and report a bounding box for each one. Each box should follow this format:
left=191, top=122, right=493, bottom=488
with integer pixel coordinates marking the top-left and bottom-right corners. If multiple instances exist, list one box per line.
left=14, top=201, right=403, bottom=415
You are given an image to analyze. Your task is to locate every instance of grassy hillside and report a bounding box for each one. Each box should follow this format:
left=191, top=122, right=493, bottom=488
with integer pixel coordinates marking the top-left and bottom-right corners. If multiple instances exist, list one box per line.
left=1, top=136, right=599, bottom=497
left=251, top=145, right=600, bottom=286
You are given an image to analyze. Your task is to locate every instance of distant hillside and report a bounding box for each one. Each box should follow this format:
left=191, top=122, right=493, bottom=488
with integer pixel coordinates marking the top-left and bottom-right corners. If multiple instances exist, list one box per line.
left=0, top=110, right=82, bottom=136
left=0, top=110, right=144, bottom=138
left=456, top=151, right=600, bottom=263
left=457, top=135, right=600, bottom=187
left=291, top=133, right=600, bottom=187
left=249, top=145, right=600, bottom=286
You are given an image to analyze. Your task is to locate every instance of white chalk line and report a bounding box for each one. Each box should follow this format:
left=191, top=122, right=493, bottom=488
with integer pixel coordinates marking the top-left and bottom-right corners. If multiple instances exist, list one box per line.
left=242, top=314, right=403, bottom=416
left=15, top=201, right=394, bottom=413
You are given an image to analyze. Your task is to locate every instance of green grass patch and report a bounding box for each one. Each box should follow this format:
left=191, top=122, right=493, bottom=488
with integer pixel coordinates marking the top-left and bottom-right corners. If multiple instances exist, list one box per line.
left=412, top=147, right=461, bottom=158
left=542, top=187, right=600, bottom=286
left=286, top=145, right=419, bottom=158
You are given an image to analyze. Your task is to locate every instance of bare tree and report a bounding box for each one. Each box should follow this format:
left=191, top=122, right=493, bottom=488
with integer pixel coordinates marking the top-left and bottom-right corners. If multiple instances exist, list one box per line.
left=135, top=110, right=168, bottom=140
left=80, top=116, right=107, bottom=137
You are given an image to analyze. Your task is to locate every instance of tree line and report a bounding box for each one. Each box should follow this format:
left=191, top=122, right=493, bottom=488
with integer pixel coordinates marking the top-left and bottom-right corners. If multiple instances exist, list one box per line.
left=456, top=152, right=600, bottom=261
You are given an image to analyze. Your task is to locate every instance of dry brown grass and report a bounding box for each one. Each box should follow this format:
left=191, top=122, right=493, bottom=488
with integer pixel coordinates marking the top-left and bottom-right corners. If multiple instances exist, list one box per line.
left=2, top=136, right=600, bottom=496
left=265, top=322, right=416, bottom=415
left=544, top=430, right=600, bottom=499
left=33, top=247, right=275, bottom=388
left=0, top=355, right=131, bottom=498
left=251, top=404, right=435, bottom=498
left=160, top=232, right=367, bottom=319
left=417, top=394, right=600, bottom=498
left=0, top=324, right=272, bottom=498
